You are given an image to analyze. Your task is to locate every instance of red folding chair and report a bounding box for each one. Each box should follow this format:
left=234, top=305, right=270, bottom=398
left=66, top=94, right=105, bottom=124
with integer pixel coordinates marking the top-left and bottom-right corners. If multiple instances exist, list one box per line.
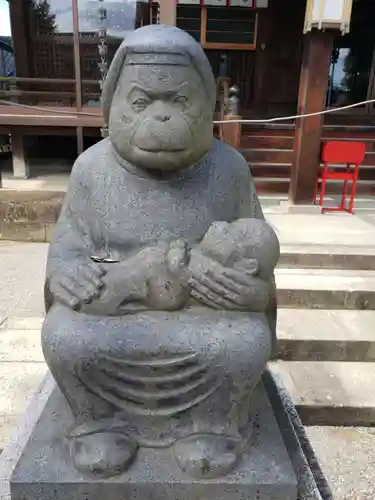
left=314, top=141, right=366, bottom=214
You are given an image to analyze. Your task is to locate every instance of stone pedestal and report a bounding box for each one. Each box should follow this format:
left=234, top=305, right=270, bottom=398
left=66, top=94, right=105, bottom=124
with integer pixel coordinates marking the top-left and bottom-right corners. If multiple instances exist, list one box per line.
left=9, top=380, right=297, bottom=500
left=0, top=371, right=331, bottom=500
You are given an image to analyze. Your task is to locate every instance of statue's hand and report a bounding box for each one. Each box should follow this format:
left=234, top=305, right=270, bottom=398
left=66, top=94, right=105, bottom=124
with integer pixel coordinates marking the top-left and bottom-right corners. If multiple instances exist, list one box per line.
left=49, top=260, right=106, bottom=310
left=189, top=251, right=271, bottom=312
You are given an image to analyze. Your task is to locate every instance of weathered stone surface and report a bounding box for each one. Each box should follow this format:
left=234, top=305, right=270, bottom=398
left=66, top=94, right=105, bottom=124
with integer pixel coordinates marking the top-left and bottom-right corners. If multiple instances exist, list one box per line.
left=0, top=327, right=44, bottom=363
left=0, top=363, right=47, bottom=450
left=41, top=24, right=278, bottom=480
left=270, top=361, right=375, bottom=426
left=0, top=375, right=55, bottom=500
left=307, top=426, right=375, bottom=500
left=263, top=370, right=331, bottom=500
left=0, top=242, right=47, bottom=319
left=279, top=244, right=375, bottom=271
left=276, top=268, right=375, bottom=310
left=0, top=221, right=47, bottom=242
left=0, top=191, right=62, bottom=222
left=10, top=382, right=297, bottom=500
left=277, top=309, right=375, bottom=362
left=0, top=191, right=62, bottom=242
left=2, top=317, right=45, bottom=331
left=267, top=212, right=375, bottom=247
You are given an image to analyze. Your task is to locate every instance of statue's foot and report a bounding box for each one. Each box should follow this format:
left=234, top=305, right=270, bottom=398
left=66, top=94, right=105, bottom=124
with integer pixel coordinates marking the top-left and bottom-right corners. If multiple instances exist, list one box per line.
left=173, top=433, right=242, bottom=479
left=70, top=427, right=138, bottom=477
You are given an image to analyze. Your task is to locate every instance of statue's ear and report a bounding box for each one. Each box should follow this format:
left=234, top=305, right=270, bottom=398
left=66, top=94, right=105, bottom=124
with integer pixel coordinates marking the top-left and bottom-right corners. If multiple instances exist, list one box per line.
left=102, top=42, right=128, bottom=125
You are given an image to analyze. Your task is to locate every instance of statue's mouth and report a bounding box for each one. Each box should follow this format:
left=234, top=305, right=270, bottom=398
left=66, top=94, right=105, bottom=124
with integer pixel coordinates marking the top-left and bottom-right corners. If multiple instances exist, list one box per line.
left=138, top=147, right=186, bottom=153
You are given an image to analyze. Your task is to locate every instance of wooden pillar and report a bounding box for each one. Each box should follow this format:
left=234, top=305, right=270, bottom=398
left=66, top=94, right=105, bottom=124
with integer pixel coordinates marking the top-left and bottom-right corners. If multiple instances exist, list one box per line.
left=76, top=127, right=84, bottom=155
left=252, top=8, right=271, bottom=117
left=9, top=0, right=30, bottom=78
left=289, top=30, right=334, bottom=204
left=159, top=0, right=176, bottom=25
left=11, top=130, right=29, bottom=179
left=221, top=86, right=242, bottom=150
left=221, top=118, right=242, bottom=150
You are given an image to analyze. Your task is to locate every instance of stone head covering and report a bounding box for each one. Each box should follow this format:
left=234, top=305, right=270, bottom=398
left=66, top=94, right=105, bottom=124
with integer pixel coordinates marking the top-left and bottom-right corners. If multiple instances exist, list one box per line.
left=102, top=24, right=216, bottom=125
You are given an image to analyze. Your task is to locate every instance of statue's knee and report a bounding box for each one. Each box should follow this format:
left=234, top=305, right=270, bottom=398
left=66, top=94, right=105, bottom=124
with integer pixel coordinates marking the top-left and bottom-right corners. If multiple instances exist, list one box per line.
left=41, top=308, right=85, bottom=368
left=223, top=316, right=272, bottom=365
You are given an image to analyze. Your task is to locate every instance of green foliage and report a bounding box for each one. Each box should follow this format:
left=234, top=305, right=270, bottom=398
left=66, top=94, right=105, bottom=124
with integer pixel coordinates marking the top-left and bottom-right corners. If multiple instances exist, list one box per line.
left=30, top=0, right=56, bottom=34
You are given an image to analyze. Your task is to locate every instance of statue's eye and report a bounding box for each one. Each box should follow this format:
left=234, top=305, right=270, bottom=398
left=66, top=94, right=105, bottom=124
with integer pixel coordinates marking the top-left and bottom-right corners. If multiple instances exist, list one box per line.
left=132, top=98, right=149, bottom=111
left=173, top=95, right=187, bottom=104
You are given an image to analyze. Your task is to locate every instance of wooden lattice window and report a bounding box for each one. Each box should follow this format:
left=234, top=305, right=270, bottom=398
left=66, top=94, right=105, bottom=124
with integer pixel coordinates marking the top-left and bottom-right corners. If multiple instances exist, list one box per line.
left=176, top=5, right=201, bottom=42
left=177, top=5, right=257, bottom=50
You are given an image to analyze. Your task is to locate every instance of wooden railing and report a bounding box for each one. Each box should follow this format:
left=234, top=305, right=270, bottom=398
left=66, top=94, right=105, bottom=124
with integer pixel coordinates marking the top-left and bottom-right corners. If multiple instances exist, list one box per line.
left=0, top=77, right=101, bottom=105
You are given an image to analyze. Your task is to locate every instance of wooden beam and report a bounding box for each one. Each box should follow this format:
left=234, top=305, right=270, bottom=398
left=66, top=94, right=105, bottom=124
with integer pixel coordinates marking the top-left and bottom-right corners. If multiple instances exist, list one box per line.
left=11, top=129, right=29, bottom=179
left=0, top=105, right=103, bottom=127
left=289, top=30, right=334, bottom=204
left=159, top=0, right=176, bottom=25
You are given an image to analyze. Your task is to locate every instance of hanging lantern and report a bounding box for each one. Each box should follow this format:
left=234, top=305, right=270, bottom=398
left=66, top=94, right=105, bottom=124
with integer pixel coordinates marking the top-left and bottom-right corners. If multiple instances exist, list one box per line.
left=304, top=0, right=353, bottom=35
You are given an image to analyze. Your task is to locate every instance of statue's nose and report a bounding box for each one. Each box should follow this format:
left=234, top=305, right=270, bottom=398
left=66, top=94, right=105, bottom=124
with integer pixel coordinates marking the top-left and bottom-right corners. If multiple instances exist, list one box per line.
left=155, top=115, right=171, bottom=122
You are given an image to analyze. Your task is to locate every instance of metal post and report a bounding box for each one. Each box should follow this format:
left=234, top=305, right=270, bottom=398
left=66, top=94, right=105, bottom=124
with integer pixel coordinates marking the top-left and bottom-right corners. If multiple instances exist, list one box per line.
left=98, top=0, right=109, bottom=138
left=72, top=0, right=84, bottom=154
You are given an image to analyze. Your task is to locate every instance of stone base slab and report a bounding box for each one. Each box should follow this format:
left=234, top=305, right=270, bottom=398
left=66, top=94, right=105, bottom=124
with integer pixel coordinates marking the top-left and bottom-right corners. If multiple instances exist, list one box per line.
left=9, top=380, right=297, bottom=500
left=1, top=370, right=330, bottom=500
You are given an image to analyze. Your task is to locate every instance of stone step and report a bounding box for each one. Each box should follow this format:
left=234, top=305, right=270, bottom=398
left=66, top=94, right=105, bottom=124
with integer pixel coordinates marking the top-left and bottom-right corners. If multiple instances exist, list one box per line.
left=275, top=268, right=375, bottom=310
left=276, top=309, right=375, bottom=362
left=1, top=317, right=44, bottom=331
left=270, top=361, right=375, bottom=426
left=0, top=327, right=43, bottom=362
left=306, top=426, right=375, bottom=499
left=278, top=244, right=375, bottom=271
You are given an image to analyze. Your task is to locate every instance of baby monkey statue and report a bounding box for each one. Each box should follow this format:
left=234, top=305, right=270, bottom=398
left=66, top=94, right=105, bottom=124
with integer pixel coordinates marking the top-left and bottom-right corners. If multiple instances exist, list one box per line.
left=42, top=24, right=280, bottom=480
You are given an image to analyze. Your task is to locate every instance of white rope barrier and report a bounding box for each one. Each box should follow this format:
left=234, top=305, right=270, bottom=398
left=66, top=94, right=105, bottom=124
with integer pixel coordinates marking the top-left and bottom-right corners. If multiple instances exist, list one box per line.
left=1, top=98, right=375, bottom=124
left=214, top=99, right=375, bottom=124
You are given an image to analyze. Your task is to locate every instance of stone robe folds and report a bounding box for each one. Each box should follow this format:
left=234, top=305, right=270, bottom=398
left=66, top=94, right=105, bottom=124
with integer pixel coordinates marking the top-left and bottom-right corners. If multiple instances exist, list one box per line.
left=42, top=137, right=275, bottom=445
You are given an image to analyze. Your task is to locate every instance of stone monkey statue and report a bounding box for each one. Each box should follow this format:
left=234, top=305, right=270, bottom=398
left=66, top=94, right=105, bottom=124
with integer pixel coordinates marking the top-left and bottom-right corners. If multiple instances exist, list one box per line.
left=42, top=25, right=279, bottom=479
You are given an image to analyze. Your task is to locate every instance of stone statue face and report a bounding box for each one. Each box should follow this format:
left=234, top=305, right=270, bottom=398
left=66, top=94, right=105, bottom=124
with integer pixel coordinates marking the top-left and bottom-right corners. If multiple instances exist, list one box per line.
left=109, top=63, right=213, bottom=171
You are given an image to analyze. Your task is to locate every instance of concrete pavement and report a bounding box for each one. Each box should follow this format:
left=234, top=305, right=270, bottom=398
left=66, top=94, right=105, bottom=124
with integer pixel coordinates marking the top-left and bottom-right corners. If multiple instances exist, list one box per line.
left=0, top=318, right=46, bottom=451
left=0, top=241, right=47, bottom=322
